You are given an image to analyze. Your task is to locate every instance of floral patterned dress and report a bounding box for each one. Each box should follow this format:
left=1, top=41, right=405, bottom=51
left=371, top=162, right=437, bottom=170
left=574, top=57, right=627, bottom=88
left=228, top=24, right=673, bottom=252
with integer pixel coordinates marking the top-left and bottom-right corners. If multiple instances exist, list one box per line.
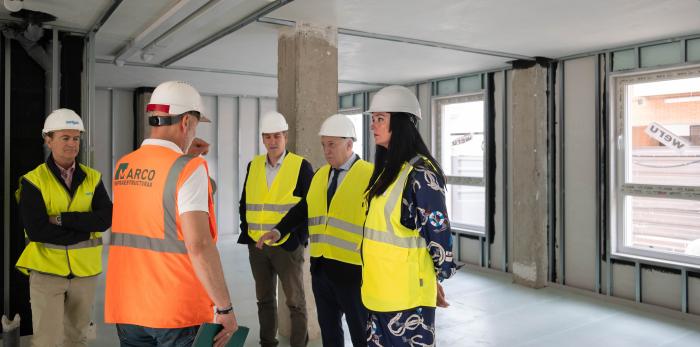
left=367, top=160, right=457, bottom=347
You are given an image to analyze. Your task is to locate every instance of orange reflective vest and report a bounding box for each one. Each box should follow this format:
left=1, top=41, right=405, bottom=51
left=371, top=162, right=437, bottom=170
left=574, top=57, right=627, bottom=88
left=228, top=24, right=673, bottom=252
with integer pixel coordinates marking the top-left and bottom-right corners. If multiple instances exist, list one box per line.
left=105, top=144, right=217, bottom=328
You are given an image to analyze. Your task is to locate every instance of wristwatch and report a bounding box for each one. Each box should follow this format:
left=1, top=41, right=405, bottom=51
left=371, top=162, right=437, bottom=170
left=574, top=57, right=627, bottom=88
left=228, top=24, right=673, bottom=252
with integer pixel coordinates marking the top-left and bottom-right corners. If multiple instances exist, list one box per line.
left=215, top=304, right=234, bottom=315
left=56, top=215, right=62, bottom=226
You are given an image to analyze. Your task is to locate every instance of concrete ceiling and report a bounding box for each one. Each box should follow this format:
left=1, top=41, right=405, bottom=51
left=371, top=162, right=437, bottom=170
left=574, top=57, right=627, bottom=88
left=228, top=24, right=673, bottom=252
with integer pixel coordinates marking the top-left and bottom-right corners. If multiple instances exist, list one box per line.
left=3, top=0, right=700, bottom=97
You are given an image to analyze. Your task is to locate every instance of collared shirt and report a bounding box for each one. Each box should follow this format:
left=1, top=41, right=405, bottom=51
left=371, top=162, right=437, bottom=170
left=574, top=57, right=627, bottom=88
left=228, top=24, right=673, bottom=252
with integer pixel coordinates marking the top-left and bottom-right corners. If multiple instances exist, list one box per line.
left=57, top=161, right=76, bottom=188
left=327, top=153, right=358, bottom=189
left=141, top=139, right=209, bottom=214
left=265, top=150, right=286, bottom=189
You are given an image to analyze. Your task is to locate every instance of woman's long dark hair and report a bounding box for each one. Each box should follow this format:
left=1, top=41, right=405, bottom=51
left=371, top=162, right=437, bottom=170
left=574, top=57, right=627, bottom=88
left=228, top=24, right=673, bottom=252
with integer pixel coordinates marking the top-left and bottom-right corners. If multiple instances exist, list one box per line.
left=365, top=112, right=445, bottom=203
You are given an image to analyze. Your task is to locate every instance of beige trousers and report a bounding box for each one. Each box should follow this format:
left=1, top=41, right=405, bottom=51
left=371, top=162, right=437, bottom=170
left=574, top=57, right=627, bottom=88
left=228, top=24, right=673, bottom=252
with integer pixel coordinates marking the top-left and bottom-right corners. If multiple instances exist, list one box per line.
left=29, top=271, right=97, bottom=347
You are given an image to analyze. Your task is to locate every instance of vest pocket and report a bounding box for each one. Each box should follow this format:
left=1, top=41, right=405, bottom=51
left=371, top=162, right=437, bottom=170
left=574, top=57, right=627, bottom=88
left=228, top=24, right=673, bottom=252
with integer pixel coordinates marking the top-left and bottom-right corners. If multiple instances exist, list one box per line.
left=364, top=245, right=419, bottom=309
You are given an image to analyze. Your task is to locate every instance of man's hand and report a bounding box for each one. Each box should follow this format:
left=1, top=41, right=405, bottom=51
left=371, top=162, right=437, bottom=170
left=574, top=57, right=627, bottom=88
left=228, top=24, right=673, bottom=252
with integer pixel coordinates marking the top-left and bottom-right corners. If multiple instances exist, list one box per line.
left=188, top=137, right=210, bottom=156
left=436, top=282, right=449, bottom=308
left=255, top=230, right=281, bottom=249
left=48, top=215, right=59, bottom=225
left=213, top=311, right=239, bottom=347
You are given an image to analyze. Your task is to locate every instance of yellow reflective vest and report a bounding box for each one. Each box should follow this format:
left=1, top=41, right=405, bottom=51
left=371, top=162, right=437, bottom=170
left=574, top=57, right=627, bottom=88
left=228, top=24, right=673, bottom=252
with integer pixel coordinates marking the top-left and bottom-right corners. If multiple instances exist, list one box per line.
left=245, top=152, right=304, bottom=246
left=15, top=163, right=103, bottom=277
left=361, top=157, right=437, bottom=312
left=307, top=159, right=373, bottom=265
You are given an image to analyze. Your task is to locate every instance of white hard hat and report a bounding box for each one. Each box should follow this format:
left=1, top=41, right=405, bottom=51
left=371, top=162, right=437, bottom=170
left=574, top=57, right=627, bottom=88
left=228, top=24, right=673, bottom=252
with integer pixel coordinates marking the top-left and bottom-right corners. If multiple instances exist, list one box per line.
left=319, top=114, right=356, bottom=141
left=147, top=81, right=210, bottom=122
left=260, top=111, right=288, bottom=133
left=366, top=85, right=422, bottom=120
left=42, top=108, right=84, bottom=136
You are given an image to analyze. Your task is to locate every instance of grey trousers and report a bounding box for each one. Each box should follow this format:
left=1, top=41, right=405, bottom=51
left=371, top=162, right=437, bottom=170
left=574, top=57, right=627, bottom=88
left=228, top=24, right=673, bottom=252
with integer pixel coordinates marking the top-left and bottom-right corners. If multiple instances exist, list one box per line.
left=248, top=244, right=308, bottom=347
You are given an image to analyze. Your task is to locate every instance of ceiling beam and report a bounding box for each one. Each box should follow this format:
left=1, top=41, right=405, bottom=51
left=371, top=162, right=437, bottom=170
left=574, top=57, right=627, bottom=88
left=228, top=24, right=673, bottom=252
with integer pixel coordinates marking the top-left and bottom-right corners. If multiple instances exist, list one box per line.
left=95, top=58, right=388, bottom=87
left=138, top=0, right=225, bottom=62
left=89, top=0, right=124, bottom=35
left=258, top=17, right=535, bottom=61
left=160, top=0, right=295, bottom=67
left=112, top=0, right=211, bottom=65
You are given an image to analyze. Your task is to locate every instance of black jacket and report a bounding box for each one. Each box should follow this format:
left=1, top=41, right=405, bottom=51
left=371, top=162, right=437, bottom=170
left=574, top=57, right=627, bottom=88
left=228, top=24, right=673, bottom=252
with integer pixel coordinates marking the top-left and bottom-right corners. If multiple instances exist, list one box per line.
left=237, top=152, right=314, bottom=252
left=18, top=156, right=113, bottom=246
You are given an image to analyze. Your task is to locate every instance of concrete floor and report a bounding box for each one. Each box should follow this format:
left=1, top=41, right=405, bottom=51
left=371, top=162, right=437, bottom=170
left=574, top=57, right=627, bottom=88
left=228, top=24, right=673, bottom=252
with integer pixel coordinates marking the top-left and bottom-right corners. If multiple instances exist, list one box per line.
left=85, top=234, right=700, bottom=346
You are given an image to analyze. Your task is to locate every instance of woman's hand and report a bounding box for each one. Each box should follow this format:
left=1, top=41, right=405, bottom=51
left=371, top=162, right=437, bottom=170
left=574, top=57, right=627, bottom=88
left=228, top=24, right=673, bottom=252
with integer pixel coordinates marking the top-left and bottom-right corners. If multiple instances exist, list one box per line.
left=436, top=282, right=449, bottom=308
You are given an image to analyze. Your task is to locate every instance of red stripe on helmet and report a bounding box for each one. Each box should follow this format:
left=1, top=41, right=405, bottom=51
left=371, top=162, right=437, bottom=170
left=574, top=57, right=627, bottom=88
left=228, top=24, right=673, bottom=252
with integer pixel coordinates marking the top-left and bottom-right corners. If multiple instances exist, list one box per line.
left=146, top=104, right=170, bottom=113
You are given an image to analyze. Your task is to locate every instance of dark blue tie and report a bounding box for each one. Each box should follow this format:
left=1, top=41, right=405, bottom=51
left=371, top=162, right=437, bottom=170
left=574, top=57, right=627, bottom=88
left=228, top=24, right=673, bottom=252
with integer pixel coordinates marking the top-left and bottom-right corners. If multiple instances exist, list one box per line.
left=327, top=168, right=341, bottom=208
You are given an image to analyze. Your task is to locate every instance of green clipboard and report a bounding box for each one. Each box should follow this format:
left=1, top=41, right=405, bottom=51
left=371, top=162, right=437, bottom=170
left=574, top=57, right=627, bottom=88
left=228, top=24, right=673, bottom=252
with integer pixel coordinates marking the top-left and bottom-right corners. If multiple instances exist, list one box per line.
left=193, top=323, right=249, bottom=347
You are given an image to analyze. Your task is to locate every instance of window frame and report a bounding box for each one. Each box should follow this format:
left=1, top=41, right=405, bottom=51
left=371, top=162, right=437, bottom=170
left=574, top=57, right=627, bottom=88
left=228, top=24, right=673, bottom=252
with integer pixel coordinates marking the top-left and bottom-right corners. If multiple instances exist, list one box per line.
left=610, top=64, right=700, bottom=268
left=339, top=107, right=368, bottom=160
left=433, top=91, right=487, bottom=235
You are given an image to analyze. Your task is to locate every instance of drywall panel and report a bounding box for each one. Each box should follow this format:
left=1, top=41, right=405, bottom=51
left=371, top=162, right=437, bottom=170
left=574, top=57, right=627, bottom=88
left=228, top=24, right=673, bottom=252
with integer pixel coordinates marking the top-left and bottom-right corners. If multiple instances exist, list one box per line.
left=217, top=96, right=238, bottom=236
left=238, top=97, right=259, bottom=212
left=688, top=39, right=700, bottom=63
left=640, top=42, right=683, bottom=68
left=689, top=275, right=700, bottom=315
left=562, top=56, right=598, bottom=291
left=93, top=89, right=113, bottom=192
left=112, top=89, right=134, bottom=163
left=418, top=82, right=432, bottom=152
left=641, top=268, right=681, bottom=311
left=199, top=96, right=218, bottom=184
left=458, top=237, right=482, bottom=266
left=611, top=262, right=635, bottom=301
left=367, top=91, right=378, bottom=163
left=259, top=98, right=277, bottom=155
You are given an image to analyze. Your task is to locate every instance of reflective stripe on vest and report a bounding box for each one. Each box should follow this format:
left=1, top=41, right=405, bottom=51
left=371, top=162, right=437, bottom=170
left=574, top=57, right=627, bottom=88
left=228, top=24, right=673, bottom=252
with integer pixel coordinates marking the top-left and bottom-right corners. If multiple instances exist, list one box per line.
left=15, top=163, right=103, bottom=277
left=245, top=153, right=304, bottom=246
left=307, top=161, right=372, bottom=265
left=361, top=156, right=437, bottom=312
left=43, top=238, right=103, bottom=250
left=109, top=155, right=194, bottom=254
left=245, top=203, right=297, bottom=213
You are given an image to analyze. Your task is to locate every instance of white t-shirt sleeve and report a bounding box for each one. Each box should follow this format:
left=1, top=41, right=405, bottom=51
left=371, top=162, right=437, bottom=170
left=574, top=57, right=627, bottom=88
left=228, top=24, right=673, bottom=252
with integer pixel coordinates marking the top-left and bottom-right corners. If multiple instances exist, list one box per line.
left=177, top=165, right=210, bottom=214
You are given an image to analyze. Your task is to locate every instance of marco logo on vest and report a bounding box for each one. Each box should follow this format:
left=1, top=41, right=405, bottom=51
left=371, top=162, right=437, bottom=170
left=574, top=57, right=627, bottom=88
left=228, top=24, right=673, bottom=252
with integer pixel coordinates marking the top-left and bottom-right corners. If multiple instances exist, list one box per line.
left=114, top=163, right=156, bottom=187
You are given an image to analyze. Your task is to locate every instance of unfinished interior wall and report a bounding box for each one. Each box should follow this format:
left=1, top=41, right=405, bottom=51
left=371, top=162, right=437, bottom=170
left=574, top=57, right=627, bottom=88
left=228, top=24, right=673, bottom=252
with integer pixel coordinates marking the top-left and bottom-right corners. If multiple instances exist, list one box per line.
left=558, top=37, right=700, bottom=318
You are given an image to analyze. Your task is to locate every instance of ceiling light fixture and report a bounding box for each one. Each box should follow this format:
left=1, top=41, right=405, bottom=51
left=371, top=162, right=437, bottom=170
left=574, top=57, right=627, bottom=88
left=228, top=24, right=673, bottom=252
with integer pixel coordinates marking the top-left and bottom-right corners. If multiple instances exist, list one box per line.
left=4, top=0, right=23, bottom=12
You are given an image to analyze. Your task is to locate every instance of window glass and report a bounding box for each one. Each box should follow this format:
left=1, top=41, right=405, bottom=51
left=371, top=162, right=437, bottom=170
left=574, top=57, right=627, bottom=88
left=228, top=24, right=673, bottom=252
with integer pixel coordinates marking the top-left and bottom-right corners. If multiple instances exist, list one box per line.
left=440, top=100, right=485, bottom=177
left=625, top=77, right=700, bottom=186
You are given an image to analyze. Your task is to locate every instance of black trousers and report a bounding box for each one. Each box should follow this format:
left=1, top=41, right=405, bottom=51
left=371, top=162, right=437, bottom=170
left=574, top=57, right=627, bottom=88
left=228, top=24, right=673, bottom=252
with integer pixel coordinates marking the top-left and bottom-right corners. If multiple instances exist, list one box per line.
left=311, top=266, right=367, bottom=347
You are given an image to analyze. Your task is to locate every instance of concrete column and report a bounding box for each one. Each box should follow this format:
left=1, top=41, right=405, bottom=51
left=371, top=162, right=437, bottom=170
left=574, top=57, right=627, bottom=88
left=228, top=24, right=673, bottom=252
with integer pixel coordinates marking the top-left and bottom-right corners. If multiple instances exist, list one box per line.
left=510, top=65, right=549, bottom=288
left=278, top=22, right=338, bottom=168
left=276, top=22, right=338, bottom=341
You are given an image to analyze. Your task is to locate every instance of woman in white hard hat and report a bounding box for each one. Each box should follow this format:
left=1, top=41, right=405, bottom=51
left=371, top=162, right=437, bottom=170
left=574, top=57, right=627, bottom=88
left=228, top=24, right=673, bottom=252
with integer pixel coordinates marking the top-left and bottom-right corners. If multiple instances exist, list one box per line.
left=362, top=86, right=457, bottom=346
left=15, top=108, right=112, bottom=347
